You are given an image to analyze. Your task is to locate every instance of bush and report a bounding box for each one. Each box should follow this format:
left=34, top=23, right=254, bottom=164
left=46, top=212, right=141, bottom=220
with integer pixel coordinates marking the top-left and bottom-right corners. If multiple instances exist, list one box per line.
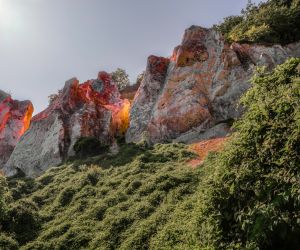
left=194, top=58, right=300, bottom=249
left=73, top=137, right=109, bottom=159
left=6, top=200, right=41, bottom=245
left=214, top=0, right=300, bottom=44
left=0, top=176, right=8, bottom=223
left=58, top=187, right=76, bottom=206
left=0, top=234, right=19, bottom=250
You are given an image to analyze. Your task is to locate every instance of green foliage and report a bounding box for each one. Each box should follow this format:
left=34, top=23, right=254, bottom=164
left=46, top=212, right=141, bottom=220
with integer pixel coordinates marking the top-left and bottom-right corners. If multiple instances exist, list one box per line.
left=111, top=68, right=130, bottom=91
left=1, top=59, right=300, bottom=249
left=214, top=0, right=300, bottom=44
left=2, top=143, right=198, bottom=249
left=5, top=200, right=41, bottom=245
left=213, top=15, right=243, bottom=41
left=7, top=177, right=37, bottom=201
left=156, top=58, right=300, bottom=249
left=73, top=137, right=109, bottom=159
left=57, top=187, right=76, bottom=206
left=0, top=176, right=8, bottom=223
left=0, top=234, right=19, bottom=250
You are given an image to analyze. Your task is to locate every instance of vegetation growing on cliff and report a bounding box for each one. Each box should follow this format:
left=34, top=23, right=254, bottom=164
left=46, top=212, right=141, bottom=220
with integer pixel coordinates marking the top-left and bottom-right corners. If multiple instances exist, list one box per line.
left=154, top=58, right=300, bottom=249
left=214, top=0, right=300, bottom=44
left=0, top=58, right=299, bottom=249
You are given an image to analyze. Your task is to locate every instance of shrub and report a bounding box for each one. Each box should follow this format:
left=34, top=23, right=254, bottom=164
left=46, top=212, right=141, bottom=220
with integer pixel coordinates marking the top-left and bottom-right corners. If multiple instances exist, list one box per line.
left=214, top=0, right=300, bottom=44
left=194, top=58, right=300, bottom=249
left=58, top=187, right=76, bottom=206
left=0, top=234, right=19, bottom=250
left=73, top=137, right=109, bottom=159
left=6, top=200, right=41, bottom=245
left=0, top=176, right=8, bottom=223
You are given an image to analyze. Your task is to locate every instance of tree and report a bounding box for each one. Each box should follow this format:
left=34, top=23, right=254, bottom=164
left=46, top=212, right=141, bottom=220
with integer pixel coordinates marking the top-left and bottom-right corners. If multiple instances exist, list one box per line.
left=111, top=68, right=130, bottom=91
left=214, top=0, right=300, bottom=44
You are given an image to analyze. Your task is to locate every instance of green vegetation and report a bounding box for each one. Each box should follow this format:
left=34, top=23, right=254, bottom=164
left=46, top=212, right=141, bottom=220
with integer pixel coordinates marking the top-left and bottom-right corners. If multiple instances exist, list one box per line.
left=214, top=0, right=300, bottom=44
left=1, top=59, right=299, bottom=249
left=1, top=143, right=198, bottom=249
left=111, top=68, right=130, bottom=91
left=152, top=58, right=300, bottom=249
left=73, top=137, right=109, bottom=159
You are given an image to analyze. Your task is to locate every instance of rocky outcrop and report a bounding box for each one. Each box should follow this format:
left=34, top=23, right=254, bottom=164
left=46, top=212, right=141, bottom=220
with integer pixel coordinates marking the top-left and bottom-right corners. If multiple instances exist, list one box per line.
left=120, top=82, right=141, bottom=101
left=4, top=72, right=130, bottom=177
left=0, top=90, right=33, bottom=169
left=126, top=26, right=300, bottom=144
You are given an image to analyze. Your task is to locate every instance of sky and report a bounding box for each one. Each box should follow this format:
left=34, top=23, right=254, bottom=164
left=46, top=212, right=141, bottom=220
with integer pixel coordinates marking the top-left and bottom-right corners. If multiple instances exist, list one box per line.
left=0, top=0, right=263, bottom=114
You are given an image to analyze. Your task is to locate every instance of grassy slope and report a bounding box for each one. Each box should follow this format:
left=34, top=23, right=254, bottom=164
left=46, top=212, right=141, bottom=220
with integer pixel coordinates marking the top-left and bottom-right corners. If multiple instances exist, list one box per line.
left=1, top=58, right=299, bottom=250
left=1, top=58, right=300, bottom=250
left=6, top=143, right=203, bottom=250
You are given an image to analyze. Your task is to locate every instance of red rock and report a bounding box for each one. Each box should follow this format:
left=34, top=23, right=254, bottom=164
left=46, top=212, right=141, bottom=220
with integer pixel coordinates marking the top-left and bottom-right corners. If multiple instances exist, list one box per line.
left=0, top=90, right=33, bottom=168
left=4, top=73, right=130, bottom=177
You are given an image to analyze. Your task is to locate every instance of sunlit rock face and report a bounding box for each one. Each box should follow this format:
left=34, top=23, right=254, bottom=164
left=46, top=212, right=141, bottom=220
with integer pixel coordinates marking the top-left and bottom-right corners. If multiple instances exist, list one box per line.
left=4, top=72, right=130, bottom=177
left=0, top=90, right=33, bottom=169
left=126, top=25, right=300, bottom=144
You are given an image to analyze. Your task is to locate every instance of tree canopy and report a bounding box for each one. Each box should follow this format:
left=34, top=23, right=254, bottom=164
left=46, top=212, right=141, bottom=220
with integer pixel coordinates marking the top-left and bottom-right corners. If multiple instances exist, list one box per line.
left=111, top=68, right=130, bottom=91
left=214, top=0, right=300, bottom=44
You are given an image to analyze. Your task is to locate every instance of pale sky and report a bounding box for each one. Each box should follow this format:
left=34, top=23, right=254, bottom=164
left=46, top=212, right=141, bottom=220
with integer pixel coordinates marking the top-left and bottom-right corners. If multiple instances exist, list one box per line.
left=0, top=0, right=263, bottom=114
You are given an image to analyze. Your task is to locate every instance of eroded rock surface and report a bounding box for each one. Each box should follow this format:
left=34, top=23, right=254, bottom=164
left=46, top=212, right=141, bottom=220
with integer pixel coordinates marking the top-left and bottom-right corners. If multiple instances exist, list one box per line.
left=126, top=26, right=300, bottom=144
left=0, top=90, right=33, bottom=169
left=4, top=72, right=130, bottom=177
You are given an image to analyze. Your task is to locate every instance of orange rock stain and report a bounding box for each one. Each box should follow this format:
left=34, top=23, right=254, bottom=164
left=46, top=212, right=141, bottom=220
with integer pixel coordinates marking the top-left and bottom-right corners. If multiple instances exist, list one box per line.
left=188, top=137, right=228, bottom=168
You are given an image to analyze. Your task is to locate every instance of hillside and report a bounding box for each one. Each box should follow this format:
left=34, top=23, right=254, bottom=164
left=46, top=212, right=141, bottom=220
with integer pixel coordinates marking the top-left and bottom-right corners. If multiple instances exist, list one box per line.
left=1, top=58, right=299, bottom=249
left=1, top=0, right=300, bottom=249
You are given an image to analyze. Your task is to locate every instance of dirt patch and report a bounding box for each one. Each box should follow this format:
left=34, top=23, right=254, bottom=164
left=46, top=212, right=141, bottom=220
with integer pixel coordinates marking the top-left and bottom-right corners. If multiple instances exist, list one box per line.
left=188, top=137, right=228, bottom=168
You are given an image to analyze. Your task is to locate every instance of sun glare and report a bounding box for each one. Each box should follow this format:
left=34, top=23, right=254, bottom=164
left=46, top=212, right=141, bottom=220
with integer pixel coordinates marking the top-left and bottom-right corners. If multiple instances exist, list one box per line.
left=0, top=0, right=19, bottom=31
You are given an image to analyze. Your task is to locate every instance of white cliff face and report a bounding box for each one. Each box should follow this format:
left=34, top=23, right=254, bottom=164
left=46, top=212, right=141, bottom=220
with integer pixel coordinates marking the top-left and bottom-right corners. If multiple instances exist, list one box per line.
left=4, top=72, right=130, bottom=177
left=0, top=90, right=33, bottom=169
left=126, top=26, right=300, bottom=144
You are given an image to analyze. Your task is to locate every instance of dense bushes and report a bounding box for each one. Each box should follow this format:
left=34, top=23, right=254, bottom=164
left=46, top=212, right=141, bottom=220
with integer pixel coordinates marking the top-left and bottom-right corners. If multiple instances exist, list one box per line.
left=197, top=58, right=300, bottom=249
left=201, top=59, right=300, bottom=249
left=1, top=59, right=299, bottom=249
left=154, top=58, right=300, bottom=249
left=5, top=201, right=41, bottom=245
left=214, top=0, right=300, bottom=44
left=0, top=177, right=41, bottom=248
left=2, top=143, right=199, bottom=249
left=0, top=175, right=8, bottom=223
left=73, top=137, right=109, bottom=159
left=0, top=234, right=19, bottom=250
